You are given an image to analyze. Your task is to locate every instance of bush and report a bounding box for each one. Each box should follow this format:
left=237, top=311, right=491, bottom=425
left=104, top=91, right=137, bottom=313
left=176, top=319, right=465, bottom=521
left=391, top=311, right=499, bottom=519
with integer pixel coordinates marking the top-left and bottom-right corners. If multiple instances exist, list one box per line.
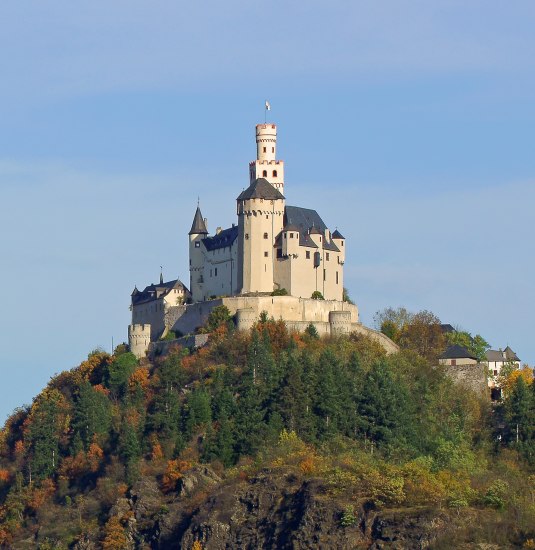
left=271, top=288, right=288, bottom=296
left=311, top=291, right=324, bottom=300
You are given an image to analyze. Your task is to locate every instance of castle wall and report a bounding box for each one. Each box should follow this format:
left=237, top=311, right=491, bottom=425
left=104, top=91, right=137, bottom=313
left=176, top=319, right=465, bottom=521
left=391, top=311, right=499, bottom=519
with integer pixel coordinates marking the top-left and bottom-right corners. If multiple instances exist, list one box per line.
left=200, top=241, right=239, bottom=300
left=442, top=363, right=488, bottom=397
left=131, top=297, right=166, bottom=340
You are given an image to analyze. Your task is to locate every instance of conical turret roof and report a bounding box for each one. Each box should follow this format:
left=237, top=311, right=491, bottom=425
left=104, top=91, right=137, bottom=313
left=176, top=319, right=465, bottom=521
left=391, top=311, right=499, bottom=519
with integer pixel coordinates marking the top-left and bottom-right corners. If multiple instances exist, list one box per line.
left=189, top=206, right=208, bottom=235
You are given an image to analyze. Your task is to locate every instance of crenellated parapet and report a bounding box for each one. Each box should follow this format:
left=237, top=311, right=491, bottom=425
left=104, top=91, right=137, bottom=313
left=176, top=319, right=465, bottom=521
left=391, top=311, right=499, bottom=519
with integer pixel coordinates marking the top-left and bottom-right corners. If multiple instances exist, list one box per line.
left=128, top=323, right=151, bottom=359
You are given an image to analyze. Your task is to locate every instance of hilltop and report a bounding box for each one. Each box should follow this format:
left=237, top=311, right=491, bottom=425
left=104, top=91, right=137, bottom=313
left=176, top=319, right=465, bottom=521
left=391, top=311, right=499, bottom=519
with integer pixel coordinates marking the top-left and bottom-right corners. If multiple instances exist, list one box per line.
left=1, top=309, right=534, bottom=549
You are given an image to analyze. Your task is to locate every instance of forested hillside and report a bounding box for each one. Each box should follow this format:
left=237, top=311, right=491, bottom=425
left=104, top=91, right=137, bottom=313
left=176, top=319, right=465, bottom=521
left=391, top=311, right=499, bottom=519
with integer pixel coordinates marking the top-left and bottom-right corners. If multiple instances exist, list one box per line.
left=1, top=308, right=534, bottom=548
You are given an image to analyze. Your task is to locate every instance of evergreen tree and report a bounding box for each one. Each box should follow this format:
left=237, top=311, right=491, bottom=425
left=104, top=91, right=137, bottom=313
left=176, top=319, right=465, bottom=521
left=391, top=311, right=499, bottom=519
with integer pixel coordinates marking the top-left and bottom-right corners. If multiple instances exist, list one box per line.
left=357, top=360, right=412, bottom=448
left=505, top=376, right=533, bottom=447
left=27, top=395, right=63, bottom=480
left=185, top=388, right=212, bottom=435
left=73, top=382, right=112, bottom=449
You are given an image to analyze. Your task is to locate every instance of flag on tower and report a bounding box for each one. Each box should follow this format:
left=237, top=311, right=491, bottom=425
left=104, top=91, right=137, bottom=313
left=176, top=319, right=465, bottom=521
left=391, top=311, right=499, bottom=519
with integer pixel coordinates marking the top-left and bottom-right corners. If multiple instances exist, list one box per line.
left=265, top=100, right=271, bottom=111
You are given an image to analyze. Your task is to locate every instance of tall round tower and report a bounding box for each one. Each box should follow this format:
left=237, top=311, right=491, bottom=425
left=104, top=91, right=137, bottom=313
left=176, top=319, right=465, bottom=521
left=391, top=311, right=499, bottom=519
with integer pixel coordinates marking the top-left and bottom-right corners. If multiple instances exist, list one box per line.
left=256, top=124, right=277, bottom=161
left=249, top=123, right=285, bottom=193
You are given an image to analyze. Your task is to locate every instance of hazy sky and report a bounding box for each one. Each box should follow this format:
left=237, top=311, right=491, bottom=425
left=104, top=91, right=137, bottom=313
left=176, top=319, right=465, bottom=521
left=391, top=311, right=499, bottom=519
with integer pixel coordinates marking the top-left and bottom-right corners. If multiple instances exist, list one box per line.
left=1, top=1, right=534, bottom=421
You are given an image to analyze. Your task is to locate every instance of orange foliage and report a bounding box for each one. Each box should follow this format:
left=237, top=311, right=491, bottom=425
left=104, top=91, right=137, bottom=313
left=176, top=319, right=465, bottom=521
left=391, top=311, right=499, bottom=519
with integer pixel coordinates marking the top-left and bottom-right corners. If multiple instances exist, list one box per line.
left=254, top=318, right=290, bottom=355
left=58, top=451, right=88, bottom=479
left=28, top=478, right=56, bottom=512
left=93, top=384, right=110, bottom=396
left=162, top=459, right=192, bottom=492
left=128, top=366, right=150, bottom=392
left=71, top=352, right=110, bottom=386
left=125, top=408, right=142, bottom=428
left=149, top=435, right=164, bottom=461
left=102, top=515, right=128, bottom=550
left=14, top=440, right=24, bottom=457
left=192, top=541, right=204, bottom=550
left=87, top=442, right=104, bottom=472
left=0, top=469, right=10, bottom=483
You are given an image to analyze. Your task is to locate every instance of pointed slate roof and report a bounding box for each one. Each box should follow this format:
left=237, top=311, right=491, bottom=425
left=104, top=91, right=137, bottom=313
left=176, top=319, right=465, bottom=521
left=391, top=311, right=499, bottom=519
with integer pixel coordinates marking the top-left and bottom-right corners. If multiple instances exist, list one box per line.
left=332, top=229, right=345, bottom=239
left=189, top=206, right=208, bottom=235
left=237, top=178, right=285, bottom=201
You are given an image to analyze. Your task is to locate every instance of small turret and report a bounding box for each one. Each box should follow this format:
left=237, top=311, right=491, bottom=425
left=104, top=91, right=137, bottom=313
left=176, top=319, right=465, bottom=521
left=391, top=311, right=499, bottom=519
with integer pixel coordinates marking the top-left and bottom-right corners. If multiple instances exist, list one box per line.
left=189, top=205, right=208, bottom=302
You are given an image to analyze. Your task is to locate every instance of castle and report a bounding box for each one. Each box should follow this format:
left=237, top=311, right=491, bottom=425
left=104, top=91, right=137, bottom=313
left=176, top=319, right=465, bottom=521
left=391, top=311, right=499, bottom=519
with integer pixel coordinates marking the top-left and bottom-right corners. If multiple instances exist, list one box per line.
left=129, top=120, right=397, bottom=357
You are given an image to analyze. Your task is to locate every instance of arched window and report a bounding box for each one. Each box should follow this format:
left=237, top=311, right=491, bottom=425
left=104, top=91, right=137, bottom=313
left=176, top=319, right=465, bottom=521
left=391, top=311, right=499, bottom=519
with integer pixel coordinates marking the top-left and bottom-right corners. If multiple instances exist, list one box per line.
left=263, top=232, right=269, bottom=239
left=262, top=170, right=267, bottom=177
left=272, top=170, right=278, bottom=177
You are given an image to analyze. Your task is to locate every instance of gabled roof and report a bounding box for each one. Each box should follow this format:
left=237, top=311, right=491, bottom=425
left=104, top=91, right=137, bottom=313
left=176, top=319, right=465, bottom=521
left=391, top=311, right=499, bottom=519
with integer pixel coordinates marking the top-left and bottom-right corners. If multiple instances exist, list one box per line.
left=132, top=279, right=190, bottom=306
left=440, top=344, right=478, bottom=361
left=284, top=206, right=340, bottom=252
left=189, top=206, right=208, bottom=235
left=202, top=226, right=238, bottom=251
left=285, top=205, right=327, bottom=232
left=486, top=347, right=520, bottom=362
left=237, top=178, right=285, bottom=201
left=504, top=346, right=520, bottom=361
left=331, top=229, right=345, bottom=239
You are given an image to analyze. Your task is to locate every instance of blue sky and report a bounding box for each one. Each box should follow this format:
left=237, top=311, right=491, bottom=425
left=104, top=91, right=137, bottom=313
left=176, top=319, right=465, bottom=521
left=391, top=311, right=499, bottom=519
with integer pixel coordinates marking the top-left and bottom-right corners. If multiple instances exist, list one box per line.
left=1, top=1, right=534, bottom=421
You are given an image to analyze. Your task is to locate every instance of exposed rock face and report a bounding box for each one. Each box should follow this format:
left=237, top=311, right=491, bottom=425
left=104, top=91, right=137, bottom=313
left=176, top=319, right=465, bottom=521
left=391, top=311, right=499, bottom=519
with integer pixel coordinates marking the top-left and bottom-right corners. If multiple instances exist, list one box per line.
left=154, top=469, right=451, bottom=549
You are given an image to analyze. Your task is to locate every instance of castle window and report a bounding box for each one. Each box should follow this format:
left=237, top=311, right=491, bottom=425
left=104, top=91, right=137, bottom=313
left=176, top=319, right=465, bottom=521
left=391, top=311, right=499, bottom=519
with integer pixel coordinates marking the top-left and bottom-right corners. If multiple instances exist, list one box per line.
left=341, top=241, right=344, bottom=246
left=336, top=271, right=339, bottom=284
left=264, top=251, right=268, bottom=257
left=272, top=147, right=274, bottom=153
left=245, top=233, right=249, bottom=240
left=326, top=253, right=329, bottom=261
left=215, top=268, right=218, bottom=276
left=290, top=233, right=294, bottom=238
left=273, top=170, right=277, bottom=177
left=266, top=215, right=269, bottom=219
left=263, top=147, right=266, bottom=153
left=306, top=250, right=310, bottom=259
left=263, top=232, right=268, bottom=239
left=276, top=248, right=282, bottom=258
left=262, top=170, right=267, bottom=177
left=323, top=269, right=326, bottom=281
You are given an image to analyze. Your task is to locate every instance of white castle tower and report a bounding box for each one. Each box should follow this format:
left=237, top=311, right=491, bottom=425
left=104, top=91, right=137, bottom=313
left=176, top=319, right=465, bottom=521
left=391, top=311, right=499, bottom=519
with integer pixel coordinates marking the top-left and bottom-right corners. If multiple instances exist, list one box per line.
left=249, top=124, right=285, bottom=194
left=237, top=123, right=285, bottom=294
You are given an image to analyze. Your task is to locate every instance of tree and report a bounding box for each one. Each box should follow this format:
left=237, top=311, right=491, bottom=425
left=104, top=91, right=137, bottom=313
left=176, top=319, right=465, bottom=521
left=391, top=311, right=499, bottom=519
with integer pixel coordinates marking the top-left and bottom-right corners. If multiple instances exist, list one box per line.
left=202, top=305, right=233, bottom=333
left=399, top=310, right=445, bottom=362
left=357, top=360, right=412, bottom=448
left=446, top=330, right=489, bottom=362
left=311, top=291, right=324, bottom=300
left=504, top=376, right=533, bottom=447
left=105, top=352, right=138, bottom=398
left=26, top=391, right=66, bottom=480
left=72, top=382, right=112, bottom=449
left=185, top=388, right=212, bottom=435
left=342, top=287, right=354, bottom=304
left=102, top=515, right=128, bottom=550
